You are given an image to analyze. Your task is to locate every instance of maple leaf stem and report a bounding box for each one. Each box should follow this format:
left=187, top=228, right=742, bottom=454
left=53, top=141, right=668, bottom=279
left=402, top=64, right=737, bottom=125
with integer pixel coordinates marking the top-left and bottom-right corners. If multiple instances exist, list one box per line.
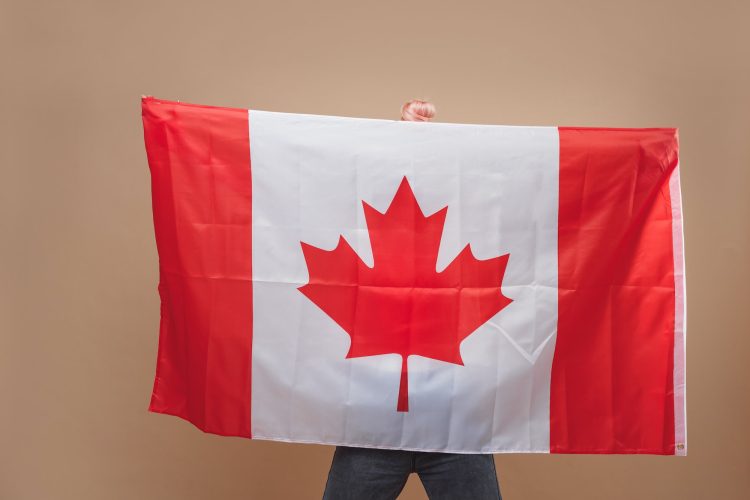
left=397, top=356, right=409, bottom=412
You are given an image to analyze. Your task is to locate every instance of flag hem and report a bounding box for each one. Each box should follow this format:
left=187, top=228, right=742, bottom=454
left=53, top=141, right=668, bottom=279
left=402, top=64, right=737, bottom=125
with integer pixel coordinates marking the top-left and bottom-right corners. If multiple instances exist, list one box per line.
left=669, top=161, right=688, bottom=456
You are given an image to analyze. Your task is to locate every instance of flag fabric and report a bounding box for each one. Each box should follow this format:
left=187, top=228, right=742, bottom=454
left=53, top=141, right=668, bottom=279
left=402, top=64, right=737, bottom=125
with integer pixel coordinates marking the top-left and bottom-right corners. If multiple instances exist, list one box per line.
left=141, top=96, right=686, bottom=455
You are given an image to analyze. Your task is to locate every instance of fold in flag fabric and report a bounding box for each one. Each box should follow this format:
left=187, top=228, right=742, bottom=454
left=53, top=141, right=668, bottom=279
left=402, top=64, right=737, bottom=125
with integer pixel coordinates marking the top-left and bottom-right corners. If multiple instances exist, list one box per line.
left=141, top=96, right=686, bottom=455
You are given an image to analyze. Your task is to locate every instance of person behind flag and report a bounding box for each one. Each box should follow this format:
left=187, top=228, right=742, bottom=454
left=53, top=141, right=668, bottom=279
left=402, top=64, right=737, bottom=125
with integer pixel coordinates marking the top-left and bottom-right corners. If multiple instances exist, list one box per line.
left=320, top=99, right=503, bottom=500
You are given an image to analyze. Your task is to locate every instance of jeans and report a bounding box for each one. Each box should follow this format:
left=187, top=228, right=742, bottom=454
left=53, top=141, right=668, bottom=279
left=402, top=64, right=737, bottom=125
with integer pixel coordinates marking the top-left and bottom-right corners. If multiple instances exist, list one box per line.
left=322, top=446, right=502, bottom=500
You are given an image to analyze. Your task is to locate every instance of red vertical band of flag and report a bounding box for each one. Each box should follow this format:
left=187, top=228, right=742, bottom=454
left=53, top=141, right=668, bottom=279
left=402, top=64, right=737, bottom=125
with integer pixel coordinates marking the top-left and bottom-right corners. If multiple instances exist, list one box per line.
left=141, top=98, right=253, bottom=437
left=552, top=127, right=679, bottom=453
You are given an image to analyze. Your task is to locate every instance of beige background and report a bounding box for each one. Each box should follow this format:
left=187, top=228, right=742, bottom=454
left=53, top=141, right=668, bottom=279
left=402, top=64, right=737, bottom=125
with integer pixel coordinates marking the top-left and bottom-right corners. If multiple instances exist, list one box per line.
left=3, top=1, right=749, bottom=499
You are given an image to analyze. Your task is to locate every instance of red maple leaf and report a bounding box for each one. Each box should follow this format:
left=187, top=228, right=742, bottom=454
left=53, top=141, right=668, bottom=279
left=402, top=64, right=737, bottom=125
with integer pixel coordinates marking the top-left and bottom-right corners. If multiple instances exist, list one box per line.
left=298, top=176, right=512, bottom=412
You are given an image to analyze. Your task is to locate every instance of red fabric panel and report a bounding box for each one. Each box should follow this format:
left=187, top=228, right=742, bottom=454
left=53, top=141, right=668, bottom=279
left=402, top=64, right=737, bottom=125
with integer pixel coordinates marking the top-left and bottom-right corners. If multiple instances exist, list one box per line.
left=141, top=97, right=253, bottom=437
left=552, top=127, right=679, bottom=454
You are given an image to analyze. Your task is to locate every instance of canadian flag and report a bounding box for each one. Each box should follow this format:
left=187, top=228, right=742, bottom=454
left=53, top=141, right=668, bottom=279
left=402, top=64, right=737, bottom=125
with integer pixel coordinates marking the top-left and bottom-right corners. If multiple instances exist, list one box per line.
left=141, top=96, right=686, bottom=455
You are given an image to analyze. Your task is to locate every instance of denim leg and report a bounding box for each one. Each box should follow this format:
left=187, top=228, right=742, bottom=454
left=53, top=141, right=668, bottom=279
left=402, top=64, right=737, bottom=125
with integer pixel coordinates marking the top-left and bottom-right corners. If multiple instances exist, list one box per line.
left=415, top=452, right=501, bottom=500
left=322, top=446, right=413, bottom=500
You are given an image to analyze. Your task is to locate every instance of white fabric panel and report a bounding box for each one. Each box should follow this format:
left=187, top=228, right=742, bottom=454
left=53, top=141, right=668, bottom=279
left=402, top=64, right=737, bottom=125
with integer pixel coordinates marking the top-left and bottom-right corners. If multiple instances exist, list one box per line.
left=249, top=109, right=559, bottom=453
